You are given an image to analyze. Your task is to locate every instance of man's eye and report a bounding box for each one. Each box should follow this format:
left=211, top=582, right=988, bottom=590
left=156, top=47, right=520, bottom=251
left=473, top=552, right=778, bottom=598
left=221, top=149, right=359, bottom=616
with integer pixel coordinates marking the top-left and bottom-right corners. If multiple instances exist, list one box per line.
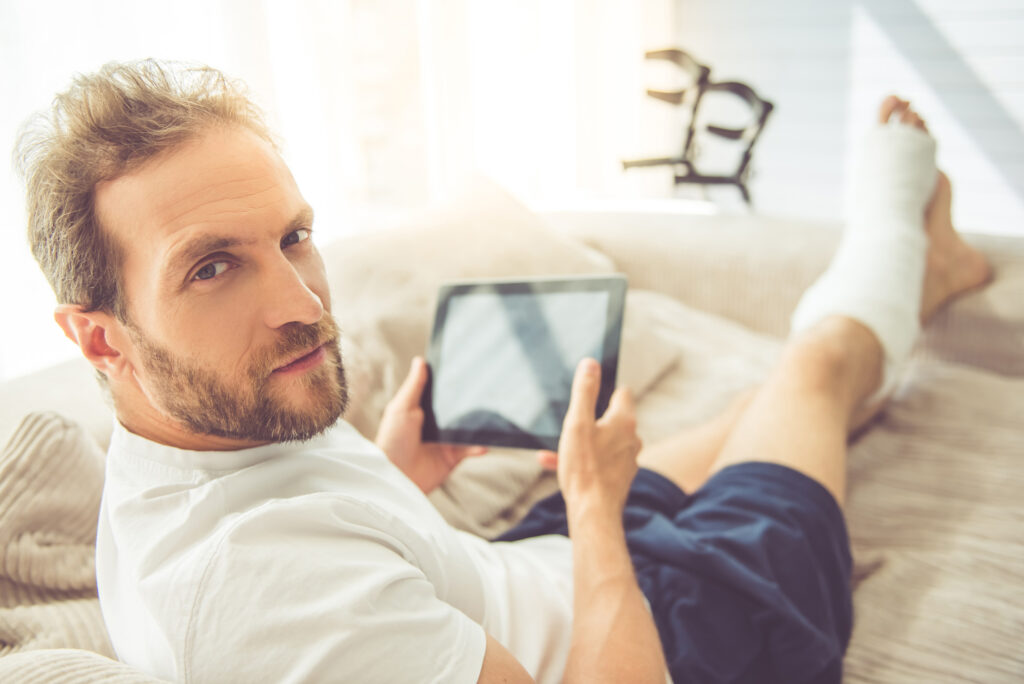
left=282, top=228, right=312, bottom=248
left=193, top=261, right=230, bottom=281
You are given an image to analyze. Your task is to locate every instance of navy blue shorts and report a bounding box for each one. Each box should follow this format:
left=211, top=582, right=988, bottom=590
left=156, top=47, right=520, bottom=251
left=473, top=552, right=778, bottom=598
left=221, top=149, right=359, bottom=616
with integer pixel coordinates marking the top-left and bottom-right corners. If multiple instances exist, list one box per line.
left=495, top=463, right=852, bottom=684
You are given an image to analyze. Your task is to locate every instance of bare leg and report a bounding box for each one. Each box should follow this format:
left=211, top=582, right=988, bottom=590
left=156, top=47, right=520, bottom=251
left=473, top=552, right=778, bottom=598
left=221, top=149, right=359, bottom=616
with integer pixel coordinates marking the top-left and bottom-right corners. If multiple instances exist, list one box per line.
left=708, top=317, right=881, bottom=506
left=637, top=390, right=754, bottom=494
left=638, top=317, right=881, bottom=505
left=637, top=96, right=991, bottom=501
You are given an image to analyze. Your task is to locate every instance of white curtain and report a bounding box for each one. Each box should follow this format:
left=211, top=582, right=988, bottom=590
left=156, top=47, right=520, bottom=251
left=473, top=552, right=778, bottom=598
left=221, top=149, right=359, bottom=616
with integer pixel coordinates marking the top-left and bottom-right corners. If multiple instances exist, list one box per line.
left=416, top=0, right=680, bottom=203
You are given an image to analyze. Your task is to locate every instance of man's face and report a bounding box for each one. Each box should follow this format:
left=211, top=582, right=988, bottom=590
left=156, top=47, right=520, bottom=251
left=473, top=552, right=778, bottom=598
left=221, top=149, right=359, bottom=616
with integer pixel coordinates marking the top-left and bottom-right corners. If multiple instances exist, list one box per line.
left=94, top=125, right=347, bottom=443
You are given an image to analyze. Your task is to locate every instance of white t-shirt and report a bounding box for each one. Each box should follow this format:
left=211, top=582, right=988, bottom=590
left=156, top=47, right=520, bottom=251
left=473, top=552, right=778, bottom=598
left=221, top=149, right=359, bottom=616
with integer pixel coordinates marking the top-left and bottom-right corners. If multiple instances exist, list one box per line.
left=96, top=420, right=574, bottom=683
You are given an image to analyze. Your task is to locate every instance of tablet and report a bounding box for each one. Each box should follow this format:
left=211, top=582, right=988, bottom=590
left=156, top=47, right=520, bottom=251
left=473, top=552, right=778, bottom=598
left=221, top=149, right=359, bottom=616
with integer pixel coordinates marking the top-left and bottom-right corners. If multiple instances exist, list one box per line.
left=421, top=275, right=627, bottom=451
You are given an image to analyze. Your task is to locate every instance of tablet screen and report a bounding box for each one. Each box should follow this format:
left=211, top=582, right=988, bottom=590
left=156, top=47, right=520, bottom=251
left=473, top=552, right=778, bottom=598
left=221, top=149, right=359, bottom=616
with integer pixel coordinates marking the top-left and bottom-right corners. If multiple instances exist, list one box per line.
left=422, top=276, right=626, bottom=450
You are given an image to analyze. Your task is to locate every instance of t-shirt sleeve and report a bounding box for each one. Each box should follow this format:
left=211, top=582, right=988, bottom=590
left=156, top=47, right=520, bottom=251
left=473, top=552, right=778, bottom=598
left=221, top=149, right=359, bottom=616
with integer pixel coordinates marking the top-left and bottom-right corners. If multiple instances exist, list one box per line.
left=181, top=496, right=488, bottom=684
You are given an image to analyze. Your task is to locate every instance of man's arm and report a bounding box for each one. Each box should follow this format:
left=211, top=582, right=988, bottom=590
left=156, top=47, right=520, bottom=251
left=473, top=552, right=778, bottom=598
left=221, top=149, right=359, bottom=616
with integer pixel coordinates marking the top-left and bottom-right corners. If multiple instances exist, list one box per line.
left=541, top=359, right=668, bottom=684
left=392, top=355, right=665, bottom=684
left=564, top=499, right=666, bottom=683
left=478, top=360, right=666, bottom=684
left=477, top=634, right=536, bottom=683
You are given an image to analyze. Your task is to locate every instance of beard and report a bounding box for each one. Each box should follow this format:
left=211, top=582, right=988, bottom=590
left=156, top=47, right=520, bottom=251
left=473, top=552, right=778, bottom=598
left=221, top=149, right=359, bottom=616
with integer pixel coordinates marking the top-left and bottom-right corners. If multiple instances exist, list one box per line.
left=127, top=314, right=349, bottom=443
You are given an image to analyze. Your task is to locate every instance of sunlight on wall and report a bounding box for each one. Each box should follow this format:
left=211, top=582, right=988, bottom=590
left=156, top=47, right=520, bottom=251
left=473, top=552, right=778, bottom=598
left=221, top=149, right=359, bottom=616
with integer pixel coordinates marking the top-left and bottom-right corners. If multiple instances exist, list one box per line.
left=417, top=0, right=681, bottom=204
left=849, top=3, right=1024, bottom=235
left=672, top=0, right=1024, bottom=232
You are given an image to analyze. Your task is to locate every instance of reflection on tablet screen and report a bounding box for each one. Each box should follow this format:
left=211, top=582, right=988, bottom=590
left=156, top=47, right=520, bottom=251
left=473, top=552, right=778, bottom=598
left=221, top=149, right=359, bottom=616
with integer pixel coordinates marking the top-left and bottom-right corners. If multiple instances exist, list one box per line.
left=434, top=291, right=609, bottom=440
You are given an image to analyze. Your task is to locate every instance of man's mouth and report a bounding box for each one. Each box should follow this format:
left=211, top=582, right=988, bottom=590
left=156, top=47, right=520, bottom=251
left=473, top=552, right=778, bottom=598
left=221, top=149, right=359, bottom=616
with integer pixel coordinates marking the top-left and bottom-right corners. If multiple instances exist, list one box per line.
left=273, top=343, right=328, bottom=375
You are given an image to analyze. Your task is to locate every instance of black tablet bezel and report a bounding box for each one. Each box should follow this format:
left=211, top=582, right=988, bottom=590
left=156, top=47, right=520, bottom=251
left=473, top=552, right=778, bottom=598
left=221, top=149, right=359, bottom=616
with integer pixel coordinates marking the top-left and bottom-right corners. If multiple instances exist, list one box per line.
left=421, top=275, right=627, bottom=451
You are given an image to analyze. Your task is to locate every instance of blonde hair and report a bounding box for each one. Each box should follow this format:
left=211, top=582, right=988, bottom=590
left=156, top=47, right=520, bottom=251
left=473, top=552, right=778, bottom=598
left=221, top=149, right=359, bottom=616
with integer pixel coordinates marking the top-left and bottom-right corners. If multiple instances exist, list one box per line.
left=14, top=59, right=275, bottom=320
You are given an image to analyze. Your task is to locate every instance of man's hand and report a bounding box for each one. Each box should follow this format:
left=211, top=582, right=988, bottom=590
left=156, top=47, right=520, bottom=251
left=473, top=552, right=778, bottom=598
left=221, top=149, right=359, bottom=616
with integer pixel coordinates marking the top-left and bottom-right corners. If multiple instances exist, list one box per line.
left=375, top=356, right=488, bottom=494
left=537, top=358, right=641, bottom=516
left=541, top=360, right=666, bottom=684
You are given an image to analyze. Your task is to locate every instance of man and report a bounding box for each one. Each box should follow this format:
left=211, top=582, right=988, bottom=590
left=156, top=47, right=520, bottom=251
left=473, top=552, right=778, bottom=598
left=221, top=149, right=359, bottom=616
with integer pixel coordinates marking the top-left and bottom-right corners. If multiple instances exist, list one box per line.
left=16, top=60, right=989, bottom=683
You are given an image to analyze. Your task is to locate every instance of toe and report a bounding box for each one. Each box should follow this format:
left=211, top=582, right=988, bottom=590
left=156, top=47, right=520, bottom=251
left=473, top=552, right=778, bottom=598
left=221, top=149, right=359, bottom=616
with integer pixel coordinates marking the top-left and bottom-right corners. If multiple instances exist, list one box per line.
left=881, top=96, right=911, bottom=124
left=900, top=107, right=926, bottom=131
left=879, top=95, right=904, bottom=123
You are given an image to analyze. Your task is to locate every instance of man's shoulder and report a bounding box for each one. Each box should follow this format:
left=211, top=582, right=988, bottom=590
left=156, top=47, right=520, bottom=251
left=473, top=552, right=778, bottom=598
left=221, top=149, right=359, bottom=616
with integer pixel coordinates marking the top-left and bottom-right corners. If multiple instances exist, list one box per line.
left=98, top=419, right=401, bottom=565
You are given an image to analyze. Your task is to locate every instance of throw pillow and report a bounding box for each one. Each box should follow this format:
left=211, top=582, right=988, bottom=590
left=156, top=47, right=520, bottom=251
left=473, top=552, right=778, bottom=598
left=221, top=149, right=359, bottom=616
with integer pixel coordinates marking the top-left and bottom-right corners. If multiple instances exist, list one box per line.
left=0, top=412, right=114, bottom=658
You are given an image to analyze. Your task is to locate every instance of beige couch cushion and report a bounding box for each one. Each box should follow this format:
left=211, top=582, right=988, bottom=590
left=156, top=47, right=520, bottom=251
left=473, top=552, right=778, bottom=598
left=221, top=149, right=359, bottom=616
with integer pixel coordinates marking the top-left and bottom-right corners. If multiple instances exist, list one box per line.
left=549, top=211, right=1024, bottom=377
left=0, top=361, right=111, bottom=455
left=0, top=413, right=114, bottom=659
left=841, top=360, right=1024, bottom=682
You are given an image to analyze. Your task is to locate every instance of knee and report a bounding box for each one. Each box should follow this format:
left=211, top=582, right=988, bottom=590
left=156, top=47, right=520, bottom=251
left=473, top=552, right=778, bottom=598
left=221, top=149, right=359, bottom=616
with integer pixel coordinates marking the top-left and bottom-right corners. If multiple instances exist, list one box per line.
left=778, top=322, right=869, bottom=398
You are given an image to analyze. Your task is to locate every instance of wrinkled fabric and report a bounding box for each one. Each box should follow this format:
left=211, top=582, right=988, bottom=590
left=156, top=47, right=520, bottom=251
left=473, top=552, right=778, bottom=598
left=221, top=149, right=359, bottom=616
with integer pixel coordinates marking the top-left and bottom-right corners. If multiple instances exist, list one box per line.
left=498, top=463, right=852, bottom=684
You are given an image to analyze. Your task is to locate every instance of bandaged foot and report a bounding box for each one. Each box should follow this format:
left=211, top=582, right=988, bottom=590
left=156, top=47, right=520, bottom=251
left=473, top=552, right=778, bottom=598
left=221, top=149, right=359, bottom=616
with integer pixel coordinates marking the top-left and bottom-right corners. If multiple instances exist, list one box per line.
left=791, top=97, right=938, bottom=402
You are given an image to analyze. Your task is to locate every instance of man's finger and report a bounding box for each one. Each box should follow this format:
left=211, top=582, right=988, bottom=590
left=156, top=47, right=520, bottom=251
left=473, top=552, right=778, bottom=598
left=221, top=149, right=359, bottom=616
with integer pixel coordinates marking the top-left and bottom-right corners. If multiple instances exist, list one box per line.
left=566, top=358, right=601, bottom=423
left=602, top=386, right=636, bottom=422
left=536, top=450, right=558, bottom=470
left=439, top=444, right=488, bottom=465
left=392, top=356, right=429, bottom=408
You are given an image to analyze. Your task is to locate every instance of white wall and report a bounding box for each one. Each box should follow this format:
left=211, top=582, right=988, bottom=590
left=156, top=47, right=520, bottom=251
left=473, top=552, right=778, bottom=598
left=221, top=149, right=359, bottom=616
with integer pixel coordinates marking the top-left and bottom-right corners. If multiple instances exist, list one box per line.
left=670, top=0, right=1024, bottom=234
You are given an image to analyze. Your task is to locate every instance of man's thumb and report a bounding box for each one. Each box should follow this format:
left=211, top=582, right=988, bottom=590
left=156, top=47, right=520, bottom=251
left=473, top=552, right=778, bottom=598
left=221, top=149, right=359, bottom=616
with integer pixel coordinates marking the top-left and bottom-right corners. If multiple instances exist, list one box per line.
left=394, top=356, right=428, bottom=407
left=566, top=358, right=601, bottom=422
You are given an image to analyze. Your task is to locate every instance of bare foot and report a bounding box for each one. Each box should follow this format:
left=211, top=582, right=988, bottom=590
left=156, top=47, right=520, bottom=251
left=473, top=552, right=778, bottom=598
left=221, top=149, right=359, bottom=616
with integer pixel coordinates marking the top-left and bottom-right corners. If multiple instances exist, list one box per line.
left=920, top=171, right=993, bottom=322
left=878, top=94, right=929, bottom=130
left=876, top=95, right=993, bottom=322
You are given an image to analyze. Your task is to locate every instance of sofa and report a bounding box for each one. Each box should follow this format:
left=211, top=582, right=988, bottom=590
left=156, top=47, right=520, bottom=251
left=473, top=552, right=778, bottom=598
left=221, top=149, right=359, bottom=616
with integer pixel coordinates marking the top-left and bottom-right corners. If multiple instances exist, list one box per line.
left=1, top=179, right=1022, bottom=682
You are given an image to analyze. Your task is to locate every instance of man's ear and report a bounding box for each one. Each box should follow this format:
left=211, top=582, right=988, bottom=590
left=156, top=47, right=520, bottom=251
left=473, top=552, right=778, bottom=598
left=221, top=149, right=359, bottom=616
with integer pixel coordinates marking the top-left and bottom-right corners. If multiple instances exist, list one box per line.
left=54, top=305, right=133, bottom=380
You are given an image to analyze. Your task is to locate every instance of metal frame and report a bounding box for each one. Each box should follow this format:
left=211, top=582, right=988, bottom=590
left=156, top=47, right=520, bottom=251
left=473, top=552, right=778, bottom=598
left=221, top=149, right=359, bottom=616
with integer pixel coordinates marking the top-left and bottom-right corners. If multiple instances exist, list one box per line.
left=623, top=49, right=774, bottom=206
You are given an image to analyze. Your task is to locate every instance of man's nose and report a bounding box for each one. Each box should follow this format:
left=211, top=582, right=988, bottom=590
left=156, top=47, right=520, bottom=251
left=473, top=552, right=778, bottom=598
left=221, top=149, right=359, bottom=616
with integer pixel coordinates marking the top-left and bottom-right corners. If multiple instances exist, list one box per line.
left=261, top=258, right=324, bottom=329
